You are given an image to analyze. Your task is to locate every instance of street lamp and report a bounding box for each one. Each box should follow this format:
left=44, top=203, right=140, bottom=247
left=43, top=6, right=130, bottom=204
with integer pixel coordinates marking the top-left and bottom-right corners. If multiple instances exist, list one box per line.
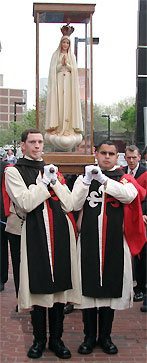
left=14, top=101, right=26, bottom=155
left=101, top=114, right=111, bottom=140
left=74, top=37, right=99, bottom=61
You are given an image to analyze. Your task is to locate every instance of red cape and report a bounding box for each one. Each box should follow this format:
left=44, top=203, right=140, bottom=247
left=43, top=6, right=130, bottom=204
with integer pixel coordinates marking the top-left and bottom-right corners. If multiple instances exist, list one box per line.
left=2, top=164, right=13, bottom=217
left=121, top=174, right=146, bottom=255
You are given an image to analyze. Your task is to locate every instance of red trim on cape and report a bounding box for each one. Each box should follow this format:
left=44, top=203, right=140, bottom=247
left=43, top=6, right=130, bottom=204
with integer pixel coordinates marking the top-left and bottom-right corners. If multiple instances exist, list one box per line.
left=2, top=164, right=13, bottom=217
left=2, top=174, right=10, bottom=217
left=121, top=174, right=146, bottom=256
left=136, top=171, right=147, bottom=191
left=67, top=212, right=78, bottom=240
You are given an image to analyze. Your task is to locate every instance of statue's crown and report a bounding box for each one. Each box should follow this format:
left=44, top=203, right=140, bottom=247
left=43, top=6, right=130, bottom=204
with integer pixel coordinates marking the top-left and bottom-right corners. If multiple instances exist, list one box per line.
left=61, top=24, right=74, bottom=37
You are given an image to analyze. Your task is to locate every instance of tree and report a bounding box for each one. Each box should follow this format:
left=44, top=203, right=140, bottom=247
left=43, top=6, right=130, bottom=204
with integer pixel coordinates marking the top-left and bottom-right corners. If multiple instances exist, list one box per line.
left=120, top=105, right=136, bottom=143
left=23, top=109, right=36, bottom=127
left=0, top=97, right=136, bottom=148
left=121, top=105, right=136, bottom=132
left=39, top=88, right=47, bottom=134
left=0, top=109, right=36, bottom=147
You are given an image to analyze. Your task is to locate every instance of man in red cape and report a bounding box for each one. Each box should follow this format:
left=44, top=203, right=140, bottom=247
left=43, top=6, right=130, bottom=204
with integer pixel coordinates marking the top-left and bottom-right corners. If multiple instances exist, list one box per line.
left=71, top=140, right=146, bottom=356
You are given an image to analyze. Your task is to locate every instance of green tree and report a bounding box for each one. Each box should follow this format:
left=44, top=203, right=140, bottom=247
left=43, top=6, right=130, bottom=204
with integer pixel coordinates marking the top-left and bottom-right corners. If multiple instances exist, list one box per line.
left=93, top=98, right=135, bottom=136
left=39, top=88, right=47, bottom=134
left=121, top=105, right=136, bottom=132
left=0, top=97, right=136, bottom=147
left=0, top=109, right=36, bottom=147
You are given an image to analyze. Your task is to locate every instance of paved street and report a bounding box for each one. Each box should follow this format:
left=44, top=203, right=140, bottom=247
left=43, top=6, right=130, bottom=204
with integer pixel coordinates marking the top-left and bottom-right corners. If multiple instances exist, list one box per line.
left=0, top=260, right=147, bottom=363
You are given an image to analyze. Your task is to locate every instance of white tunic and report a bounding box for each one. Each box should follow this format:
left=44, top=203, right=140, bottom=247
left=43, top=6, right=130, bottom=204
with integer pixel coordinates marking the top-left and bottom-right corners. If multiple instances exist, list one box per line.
left=71, top=175, right=138, bottom=310
left=5, top=166, right=81, bottom=310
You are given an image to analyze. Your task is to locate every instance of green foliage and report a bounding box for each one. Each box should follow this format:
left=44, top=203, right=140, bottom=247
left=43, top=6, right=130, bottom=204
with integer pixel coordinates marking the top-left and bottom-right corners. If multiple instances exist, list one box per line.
left=0, top=128, right=14, bottom=147
left=93, top=98, right=135, bottom=134
left=39, top=88, right=47, bottom=135
left=120, top=104, right=136, bottom=132
left=0, top=109, right=36, bottom=147
left=0, top=96, right=136, bottom=148
left=24, top=109, right=36, bottom=126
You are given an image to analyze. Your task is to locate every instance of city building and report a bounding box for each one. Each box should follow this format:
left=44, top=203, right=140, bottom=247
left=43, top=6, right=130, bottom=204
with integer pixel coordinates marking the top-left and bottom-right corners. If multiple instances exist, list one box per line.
left=0, top=74, right=27, bottom=128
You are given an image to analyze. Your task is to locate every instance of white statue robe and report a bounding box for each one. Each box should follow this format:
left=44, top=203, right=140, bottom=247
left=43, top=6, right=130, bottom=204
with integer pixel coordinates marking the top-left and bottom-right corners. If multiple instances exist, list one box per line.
left=45, top=47, right=83, bottom=135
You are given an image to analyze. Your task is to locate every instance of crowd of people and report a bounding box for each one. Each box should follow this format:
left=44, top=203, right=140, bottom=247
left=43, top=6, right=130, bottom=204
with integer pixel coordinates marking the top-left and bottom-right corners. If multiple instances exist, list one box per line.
left=0, top=127, right=146, bottom=360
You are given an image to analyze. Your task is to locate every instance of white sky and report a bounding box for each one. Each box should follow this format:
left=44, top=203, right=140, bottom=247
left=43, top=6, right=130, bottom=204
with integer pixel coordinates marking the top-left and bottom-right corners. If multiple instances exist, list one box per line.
left=0, top=0, right=138, bottom=109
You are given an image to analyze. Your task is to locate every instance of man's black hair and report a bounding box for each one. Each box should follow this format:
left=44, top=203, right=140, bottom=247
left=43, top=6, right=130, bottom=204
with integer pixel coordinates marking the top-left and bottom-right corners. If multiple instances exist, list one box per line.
left=95, top=140, right=118, bottom=152
left=21, top=128, right=42, bottom=142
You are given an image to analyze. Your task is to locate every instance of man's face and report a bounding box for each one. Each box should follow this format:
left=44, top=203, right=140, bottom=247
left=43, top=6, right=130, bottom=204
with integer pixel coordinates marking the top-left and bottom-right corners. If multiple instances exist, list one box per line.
left=96, top=144, right=118, bottom=170
left=7, top=149, right=13, bottom=156
left=21, top=133, right=44, bottom=160
left=125, top=149, right=141, bottom=170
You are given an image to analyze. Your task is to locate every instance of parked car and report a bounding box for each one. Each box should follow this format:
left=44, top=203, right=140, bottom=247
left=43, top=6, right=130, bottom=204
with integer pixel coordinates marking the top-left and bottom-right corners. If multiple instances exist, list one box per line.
left=117, top=152, right=127, bottom=166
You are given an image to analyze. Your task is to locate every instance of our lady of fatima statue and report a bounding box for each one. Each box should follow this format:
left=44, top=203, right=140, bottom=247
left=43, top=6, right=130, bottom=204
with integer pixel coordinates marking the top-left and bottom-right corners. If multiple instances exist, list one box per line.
left=45, top=24, right=83, bottom=150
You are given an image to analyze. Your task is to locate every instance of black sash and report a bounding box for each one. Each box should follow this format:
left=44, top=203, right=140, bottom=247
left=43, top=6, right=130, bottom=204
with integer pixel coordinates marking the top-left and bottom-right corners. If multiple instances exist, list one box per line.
left=81, top=168, right=125, bottom=298
left=15, top=158, right=72, bottom=294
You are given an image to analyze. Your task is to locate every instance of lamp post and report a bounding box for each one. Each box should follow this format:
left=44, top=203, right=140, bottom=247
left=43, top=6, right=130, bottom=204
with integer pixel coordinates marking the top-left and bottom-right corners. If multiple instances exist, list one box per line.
left=14, top=101, right=26, bottom=156
left=101, top=114, right=111, bottom=140
left=74, top=37, right=99, bottom=61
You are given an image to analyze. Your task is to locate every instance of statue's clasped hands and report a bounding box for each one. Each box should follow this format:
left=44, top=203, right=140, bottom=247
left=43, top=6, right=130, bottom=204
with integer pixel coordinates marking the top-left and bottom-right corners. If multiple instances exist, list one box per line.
left=62, top=55, right=67, bottom=66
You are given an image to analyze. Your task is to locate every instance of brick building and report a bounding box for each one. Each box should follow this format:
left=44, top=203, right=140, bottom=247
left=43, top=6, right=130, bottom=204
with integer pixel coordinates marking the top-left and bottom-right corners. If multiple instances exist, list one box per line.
left=0, top=75, right=27, bottom=128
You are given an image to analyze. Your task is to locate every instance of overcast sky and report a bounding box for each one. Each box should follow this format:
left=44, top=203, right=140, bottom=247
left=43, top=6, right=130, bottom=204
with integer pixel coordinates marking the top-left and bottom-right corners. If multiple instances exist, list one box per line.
left=0, top=0, right=138, bottom=109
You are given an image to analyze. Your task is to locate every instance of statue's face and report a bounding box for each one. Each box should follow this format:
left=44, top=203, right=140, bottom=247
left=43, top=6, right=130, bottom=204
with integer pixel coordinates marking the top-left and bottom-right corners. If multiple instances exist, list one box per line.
left=61, top=38, right=70, bottom=52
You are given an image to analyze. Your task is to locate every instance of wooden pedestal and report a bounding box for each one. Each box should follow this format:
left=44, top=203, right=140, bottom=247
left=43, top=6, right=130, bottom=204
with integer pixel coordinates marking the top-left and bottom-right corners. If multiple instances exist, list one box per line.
left=42, top=153, right=95, bottom=174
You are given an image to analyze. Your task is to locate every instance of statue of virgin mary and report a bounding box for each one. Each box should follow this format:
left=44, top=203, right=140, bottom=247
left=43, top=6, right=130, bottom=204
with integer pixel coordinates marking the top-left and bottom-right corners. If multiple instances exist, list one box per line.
left=45, top=24, right=83, bottom=150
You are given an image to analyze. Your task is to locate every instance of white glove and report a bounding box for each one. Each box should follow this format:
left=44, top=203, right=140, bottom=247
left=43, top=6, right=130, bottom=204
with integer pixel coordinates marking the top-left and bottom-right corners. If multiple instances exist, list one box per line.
left=42, top=164, right=58, bottom=185
left=92, top=165, right=108, bottom=184
left=83, top=165, right=96, bottom=185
